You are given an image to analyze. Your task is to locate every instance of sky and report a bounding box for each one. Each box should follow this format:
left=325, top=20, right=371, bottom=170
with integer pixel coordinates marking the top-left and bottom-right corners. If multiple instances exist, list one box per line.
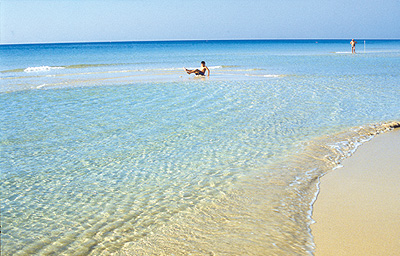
left=1, top=0, right=399, bottom=44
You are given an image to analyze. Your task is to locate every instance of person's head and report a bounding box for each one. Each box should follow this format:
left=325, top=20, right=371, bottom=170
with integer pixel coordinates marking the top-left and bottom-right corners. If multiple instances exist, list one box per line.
left=201, top=61, right=205, bottom=66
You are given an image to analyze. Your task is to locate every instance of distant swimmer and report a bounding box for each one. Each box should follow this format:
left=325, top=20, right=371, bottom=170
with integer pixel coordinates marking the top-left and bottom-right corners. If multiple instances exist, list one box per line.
left=184, top=61, right=210, bottom=77
left=350, top=39, right=357, bottom=54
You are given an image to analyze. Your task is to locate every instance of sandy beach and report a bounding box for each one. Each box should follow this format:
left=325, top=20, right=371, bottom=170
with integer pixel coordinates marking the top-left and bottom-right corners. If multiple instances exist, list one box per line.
left=312, top=127, right=400, bottom=255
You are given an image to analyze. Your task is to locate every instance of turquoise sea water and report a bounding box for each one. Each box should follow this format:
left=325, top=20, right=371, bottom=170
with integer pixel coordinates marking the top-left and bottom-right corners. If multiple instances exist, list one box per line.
left=1, top=40, right=400, bottom=255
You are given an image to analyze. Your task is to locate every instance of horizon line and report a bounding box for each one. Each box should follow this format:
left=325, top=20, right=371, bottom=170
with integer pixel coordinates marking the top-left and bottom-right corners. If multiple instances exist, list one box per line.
left=1, top=38, right=400, bottom=46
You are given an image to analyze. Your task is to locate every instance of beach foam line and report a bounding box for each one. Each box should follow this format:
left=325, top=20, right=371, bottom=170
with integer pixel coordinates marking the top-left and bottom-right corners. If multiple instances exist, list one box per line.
left=264, top=120, right=400, bottom=256
left=245, top=74, right=281, bottom=78
left=311, top=123, right=400, bottom=255
left=24, top=66, right=65, bottom=72
left=1, top=63, right=132, bottom=73
left=36, top=84, right=48, bottom=89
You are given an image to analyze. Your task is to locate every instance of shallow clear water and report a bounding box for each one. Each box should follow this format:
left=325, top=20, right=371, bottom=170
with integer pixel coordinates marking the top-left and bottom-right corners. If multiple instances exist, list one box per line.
left=1, top=40, right=400, bottom=255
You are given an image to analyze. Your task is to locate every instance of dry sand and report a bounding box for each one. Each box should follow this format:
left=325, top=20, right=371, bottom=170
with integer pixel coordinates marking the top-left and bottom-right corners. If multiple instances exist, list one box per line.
left=311, top=128, right=400, bottom=256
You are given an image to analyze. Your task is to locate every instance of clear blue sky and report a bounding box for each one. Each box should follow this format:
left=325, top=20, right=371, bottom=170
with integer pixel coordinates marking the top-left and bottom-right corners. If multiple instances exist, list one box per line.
left=1, top=0, right=399, bottom=44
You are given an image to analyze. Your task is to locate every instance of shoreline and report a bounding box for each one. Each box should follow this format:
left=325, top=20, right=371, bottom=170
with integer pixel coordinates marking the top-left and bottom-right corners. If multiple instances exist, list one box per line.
left=311, top=126, right=400, bottom=255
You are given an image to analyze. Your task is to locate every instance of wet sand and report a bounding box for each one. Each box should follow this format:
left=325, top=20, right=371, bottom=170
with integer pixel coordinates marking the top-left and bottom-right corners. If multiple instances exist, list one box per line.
left=312, top=128, right=400, bottom=256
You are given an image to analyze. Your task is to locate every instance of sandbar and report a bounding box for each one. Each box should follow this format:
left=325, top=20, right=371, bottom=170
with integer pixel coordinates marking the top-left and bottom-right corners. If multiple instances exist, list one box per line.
left=311, top=128, right=400, bottom=255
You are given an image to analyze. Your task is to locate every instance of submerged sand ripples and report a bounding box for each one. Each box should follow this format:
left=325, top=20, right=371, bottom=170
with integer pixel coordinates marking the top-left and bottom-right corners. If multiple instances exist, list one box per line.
left=2, top=43, right=400, bottom=255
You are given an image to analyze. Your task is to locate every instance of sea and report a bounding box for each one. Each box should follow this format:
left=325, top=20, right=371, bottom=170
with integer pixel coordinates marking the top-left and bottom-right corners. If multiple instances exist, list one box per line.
left=1, top=40, right=400, bottom=255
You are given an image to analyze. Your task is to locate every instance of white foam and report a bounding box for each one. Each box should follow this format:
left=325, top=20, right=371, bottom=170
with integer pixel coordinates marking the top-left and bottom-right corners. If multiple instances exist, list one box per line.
left=36, top=84, right=47, bottom=89
left=263, top=74, right=281, bottom=78
left=209, top=66, right=223, bottom=69
left=162, top=67, right=186, bottom=71
left=245, top=74, right=281, bottom=78
left=24, top=66, right=65, bottom=72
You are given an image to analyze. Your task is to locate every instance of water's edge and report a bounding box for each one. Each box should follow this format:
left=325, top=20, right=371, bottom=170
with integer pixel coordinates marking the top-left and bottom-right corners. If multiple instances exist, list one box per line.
left=307, top=121, right=400, bottom=254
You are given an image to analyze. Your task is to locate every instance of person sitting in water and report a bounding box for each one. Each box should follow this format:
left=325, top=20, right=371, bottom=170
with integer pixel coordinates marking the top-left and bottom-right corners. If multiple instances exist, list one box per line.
left=184, top=61, right=210, bottom=77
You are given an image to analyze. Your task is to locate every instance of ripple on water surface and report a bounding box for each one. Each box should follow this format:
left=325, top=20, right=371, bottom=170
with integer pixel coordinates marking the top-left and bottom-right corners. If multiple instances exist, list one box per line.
left=2, top=59, right=400, bottom=255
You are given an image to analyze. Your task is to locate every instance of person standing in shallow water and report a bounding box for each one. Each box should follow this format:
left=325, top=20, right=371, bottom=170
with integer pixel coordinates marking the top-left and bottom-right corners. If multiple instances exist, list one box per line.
left=184, top=61, right=210, bottom=77
left=350, top=39, right=357, bottom=54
